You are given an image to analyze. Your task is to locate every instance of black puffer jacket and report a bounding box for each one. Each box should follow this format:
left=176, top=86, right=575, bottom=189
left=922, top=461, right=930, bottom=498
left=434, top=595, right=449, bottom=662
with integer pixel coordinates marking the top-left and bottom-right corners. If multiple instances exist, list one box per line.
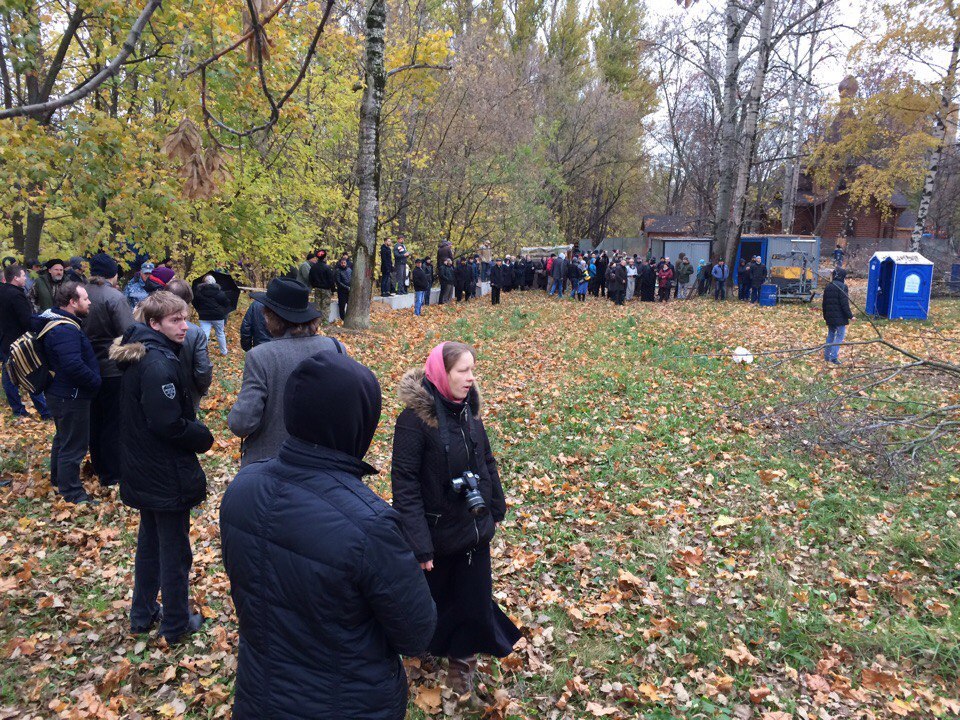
left=822, top=270, right=853, bottom=327
left=192, top=282, right=232, bottom=321
left=391, top=369, right=506, bottom=563
left=110, top=324, right=214, bottom=511
left=221, top=440, right=436, bottom=720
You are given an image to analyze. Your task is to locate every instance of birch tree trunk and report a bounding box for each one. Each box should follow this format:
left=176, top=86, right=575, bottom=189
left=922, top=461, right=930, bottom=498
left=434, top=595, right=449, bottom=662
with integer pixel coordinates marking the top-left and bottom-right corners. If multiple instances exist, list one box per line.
left=911, top=21, right=960, bottom=253
left=724, top=0, right=775, bottom=267
left=345, top=0, right=387, bottom=330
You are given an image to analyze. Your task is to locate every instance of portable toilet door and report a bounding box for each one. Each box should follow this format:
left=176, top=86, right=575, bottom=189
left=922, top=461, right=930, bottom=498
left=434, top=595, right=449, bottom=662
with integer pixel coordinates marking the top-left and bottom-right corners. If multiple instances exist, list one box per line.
left=889, top=257, right=933, bottom=320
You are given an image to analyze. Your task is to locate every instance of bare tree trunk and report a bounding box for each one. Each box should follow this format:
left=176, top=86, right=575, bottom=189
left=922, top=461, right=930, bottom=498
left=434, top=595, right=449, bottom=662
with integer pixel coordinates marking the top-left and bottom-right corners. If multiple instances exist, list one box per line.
left=724, top=0, right=775, bottom=268
left=911, top=23, right=960, bottom=253
left=713, top=0, right=744, bottom=261
left=344, top=0, right=387, bottom=330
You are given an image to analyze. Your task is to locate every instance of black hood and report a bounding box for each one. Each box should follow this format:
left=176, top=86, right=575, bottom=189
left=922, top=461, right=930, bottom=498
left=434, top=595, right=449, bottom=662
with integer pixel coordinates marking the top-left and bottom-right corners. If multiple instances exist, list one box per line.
left=832, top=268, right=848, bottom=282
left=283, top=352, right=382, bottom=460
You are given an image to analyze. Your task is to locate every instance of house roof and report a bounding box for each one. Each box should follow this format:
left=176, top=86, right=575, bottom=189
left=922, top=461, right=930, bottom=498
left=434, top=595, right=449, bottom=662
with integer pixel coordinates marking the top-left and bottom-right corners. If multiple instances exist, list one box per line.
left=641, top=215, right=697, bottom=234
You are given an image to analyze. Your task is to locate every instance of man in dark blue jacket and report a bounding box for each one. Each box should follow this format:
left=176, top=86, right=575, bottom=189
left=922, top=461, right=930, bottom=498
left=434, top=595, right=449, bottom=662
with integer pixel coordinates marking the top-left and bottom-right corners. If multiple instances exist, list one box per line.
left=36, top=282, right=101, bottom=503
left=220, top=352, right=436, bottom=720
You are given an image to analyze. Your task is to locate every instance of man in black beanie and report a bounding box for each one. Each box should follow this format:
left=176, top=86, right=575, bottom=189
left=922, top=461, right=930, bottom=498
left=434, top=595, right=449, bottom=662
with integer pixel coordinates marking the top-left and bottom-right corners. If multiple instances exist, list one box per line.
left=84, top=253, right=135, bottom=486
left=220, top=353, right=437, bottom=720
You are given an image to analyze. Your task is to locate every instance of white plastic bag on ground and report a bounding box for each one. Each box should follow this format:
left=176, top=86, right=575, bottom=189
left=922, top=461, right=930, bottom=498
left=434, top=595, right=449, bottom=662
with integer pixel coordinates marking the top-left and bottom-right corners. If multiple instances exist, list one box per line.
left=732, top=346, right=754, bottom=364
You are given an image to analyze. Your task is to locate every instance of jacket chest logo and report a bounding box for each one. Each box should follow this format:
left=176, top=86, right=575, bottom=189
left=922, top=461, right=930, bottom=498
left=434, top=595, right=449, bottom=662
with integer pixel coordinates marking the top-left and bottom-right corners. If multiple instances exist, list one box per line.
left=162, top=383, right=177, bottom=400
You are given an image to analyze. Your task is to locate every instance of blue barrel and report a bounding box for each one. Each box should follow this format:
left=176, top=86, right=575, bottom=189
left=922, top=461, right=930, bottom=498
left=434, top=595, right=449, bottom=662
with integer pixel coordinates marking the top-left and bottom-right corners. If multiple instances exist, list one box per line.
left=951, top=264, right=960, bottom=293
left=758, top=284, right=779, bottom=306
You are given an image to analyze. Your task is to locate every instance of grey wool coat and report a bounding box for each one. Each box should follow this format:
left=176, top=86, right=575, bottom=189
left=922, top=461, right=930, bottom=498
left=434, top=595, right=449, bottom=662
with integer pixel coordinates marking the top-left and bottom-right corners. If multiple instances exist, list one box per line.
left=227, top=333, right=346, bottom=465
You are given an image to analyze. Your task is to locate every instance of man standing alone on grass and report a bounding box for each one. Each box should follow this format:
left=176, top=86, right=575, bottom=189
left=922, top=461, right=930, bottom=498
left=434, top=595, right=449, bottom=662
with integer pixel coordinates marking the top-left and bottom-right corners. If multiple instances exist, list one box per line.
left=0, top=264, right=51, bottom=420
left=822, top=268, right=853, bottom=365
left=110, top=291, right=214, bottom=643
left=37, top=282, right=101, bottom=504
left=83, top=253, right=135, bottom=488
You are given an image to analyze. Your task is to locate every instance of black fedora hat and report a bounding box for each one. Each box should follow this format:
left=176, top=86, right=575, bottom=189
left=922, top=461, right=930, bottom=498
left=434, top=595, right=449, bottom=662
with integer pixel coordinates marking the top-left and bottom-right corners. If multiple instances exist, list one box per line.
left=251, top=278, right=323, bottom=323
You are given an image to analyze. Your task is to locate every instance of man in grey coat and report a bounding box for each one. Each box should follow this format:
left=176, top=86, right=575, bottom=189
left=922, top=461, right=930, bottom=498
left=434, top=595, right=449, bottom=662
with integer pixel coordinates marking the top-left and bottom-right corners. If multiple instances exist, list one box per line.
left=228, top=278, right=346, bottom=466
left=84, top=254, right=135, bottom=486
left=165, top=280, right=214, bottom=411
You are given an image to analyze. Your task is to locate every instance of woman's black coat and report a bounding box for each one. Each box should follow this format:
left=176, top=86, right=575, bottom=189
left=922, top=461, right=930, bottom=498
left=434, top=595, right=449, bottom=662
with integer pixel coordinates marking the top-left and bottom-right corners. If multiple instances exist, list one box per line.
left=110, top=324, right=214, bottom=511
left=391, top=369, right=506, bottom=563
left=192, top=282, right=232, bottom=321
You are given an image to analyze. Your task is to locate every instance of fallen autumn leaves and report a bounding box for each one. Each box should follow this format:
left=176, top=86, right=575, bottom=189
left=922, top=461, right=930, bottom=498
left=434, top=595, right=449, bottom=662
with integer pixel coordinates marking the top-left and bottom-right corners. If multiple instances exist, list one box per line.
left=1, top=290, right=959, bottom=719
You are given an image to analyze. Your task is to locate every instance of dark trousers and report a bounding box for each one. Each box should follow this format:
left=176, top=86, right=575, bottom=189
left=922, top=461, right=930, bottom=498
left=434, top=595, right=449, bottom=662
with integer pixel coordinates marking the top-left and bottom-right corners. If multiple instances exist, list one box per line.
left=438, top=282, right=449, bottom=304
left=132, top=508, right=193, bottom=640
left=90, top=376, right=122, bottom=485
left=750, top=285, right=761, bottom=303
left=336, top=288, right=349, bottom=320
left=715, top=282, right=726, bottom=300
left=491, top=286, right=501, bottom=305
left=380, top=272, right=392, bottom=296
left=48, top=394, right=91, bottom=502
left=1, top=350, right=49, bottom=417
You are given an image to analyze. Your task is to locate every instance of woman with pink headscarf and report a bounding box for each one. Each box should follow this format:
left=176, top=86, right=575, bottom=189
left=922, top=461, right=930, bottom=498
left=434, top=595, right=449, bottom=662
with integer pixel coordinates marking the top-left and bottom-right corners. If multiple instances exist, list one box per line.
left=391, top=341, right=520, bottom=708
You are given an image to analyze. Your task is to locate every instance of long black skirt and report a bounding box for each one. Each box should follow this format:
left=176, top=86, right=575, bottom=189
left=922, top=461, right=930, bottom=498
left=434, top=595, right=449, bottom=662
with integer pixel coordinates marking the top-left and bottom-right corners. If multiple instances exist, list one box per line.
left=426, top=543, right=521, bottom=659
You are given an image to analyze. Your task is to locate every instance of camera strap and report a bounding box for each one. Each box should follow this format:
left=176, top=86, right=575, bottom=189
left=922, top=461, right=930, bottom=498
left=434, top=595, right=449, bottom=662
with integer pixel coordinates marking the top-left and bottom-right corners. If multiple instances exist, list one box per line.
left=432, top=392, right=477, bottom=478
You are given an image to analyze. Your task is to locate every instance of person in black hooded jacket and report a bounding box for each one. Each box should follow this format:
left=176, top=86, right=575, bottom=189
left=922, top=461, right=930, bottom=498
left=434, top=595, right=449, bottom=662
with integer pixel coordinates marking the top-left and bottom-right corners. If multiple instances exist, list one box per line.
left=391, top=342, right=520, bottom=708
left=221, top=352, right=436, bottom=720
left=822, top=268, right=853, bottom=364
left=110, top=291, right=214, bottom=644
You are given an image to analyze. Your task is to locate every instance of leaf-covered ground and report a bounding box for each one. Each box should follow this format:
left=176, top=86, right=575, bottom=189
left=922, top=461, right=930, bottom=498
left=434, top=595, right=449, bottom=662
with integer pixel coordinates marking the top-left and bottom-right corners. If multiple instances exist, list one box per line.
left=1, top=288, right=959, bottom=720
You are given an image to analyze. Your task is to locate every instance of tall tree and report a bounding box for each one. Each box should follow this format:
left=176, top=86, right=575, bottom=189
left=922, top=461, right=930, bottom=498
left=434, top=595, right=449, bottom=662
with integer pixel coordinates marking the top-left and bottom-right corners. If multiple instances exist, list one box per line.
left=346, top=0, right=388, bottom=330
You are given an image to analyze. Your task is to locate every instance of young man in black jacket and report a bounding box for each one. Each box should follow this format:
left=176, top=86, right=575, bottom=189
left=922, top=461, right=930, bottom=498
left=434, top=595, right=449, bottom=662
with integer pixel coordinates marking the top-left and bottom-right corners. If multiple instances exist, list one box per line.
left=822, top=268, right=854, bottom=364
left=0, top=264, right=51, bottom=419
left=110, top=291, right=215, bottom=643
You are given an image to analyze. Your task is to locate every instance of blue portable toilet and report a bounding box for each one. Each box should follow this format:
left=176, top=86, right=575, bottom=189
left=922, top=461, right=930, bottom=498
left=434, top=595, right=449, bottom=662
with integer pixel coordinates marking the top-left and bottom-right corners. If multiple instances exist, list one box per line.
left=865, top=252, right=934, bottom=320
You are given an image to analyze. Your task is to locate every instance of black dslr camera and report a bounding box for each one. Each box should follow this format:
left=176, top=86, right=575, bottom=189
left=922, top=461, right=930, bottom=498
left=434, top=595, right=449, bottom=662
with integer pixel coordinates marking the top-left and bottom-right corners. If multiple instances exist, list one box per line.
left=450, top=471, right=487, bottom=516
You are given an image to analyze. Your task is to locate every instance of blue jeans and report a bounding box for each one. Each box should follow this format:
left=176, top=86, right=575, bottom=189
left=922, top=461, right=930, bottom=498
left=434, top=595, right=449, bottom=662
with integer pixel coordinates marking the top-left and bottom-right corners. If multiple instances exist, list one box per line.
left=550, top=278, right=562, bottom=296
left=1, top=351, right=50, bottom=417
left=750, top=286, right=761, bottom=303
left=825, top=325, right=847, bottom=363
left=414, top=290, right=425, bottom=316
left=200, top=320, right=228, bottom=355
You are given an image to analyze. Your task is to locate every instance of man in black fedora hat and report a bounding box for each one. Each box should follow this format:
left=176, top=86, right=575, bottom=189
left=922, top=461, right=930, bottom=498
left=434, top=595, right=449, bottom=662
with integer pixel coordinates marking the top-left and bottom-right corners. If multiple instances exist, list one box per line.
left=228, top=278, right=347, bottom=466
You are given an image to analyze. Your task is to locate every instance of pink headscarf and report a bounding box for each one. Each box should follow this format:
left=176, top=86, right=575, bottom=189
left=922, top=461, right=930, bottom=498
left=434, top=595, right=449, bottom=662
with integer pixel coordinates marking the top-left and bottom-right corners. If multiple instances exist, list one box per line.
left=424, top=342, right=458, bottom=403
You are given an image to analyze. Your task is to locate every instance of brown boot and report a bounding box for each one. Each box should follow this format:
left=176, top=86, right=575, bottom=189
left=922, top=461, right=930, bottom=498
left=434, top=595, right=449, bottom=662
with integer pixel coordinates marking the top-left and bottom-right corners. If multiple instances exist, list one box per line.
left=446, top=657, right=484, bottom=710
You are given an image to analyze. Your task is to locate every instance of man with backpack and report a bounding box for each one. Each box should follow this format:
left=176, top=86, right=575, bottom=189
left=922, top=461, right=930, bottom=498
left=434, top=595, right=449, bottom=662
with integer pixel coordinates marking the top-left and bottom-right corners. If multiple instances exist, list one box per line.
left=0, top=264, right=52, bottom=420
left=36, top=282, right=101, bottom=504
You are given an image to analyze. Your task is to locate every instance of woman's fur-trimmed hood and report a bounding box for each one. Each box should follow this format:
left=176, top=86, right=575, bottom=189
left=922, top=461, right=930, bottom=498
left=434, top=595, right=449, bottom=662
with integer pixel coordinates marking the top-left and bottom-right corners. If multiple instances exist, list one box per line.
left=397, top=368, right=482, bottom=428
